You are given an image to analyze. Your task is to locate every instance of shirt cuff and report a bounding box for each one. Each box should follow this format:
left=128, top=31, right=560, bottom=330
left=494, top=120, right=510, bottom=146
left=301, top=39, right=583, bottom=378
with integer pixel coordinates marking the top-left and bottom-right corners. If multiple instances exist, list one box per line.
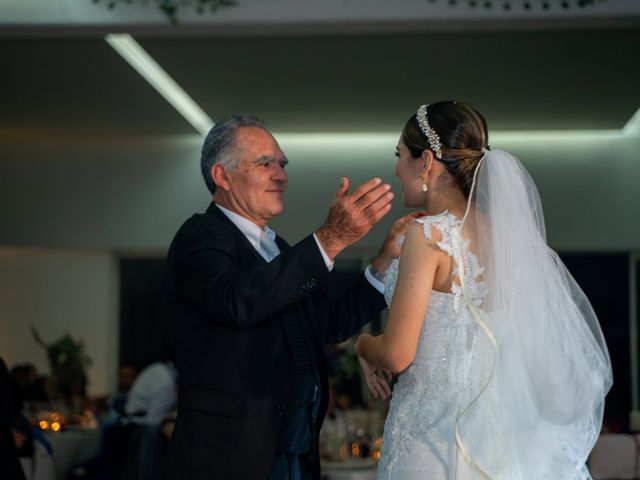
left=312, top=233, right=334, bottom=271
left=364, top=265, right=386, bottom=294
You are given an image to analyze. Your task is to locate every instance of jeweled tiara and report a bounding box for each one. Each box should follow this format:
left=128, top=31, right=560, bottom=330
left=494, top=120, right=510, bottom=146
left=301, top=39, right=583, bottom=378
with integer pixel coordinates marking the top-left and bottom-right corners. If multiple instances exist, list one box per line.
left=416, top=104, right=443, bottom=159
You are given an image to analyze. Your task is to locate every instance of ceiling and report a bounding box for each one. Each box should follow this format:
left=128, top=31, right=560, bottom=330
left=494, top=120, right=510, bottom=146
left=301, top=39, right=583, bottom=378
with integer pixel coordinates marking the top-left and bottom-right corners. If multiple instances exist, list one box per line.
left=1, top=5, right=640, bottom=138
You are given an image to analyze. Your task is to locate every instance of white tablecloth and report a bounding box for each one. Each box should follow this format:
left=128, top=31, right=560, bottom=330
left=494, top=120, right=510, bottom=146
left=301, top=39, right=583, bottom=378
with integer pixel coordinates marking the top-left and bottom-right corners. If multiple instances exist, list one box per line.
left=44, top=429, right=101, bottom=480
left=321, top=460, right=377, bottom=480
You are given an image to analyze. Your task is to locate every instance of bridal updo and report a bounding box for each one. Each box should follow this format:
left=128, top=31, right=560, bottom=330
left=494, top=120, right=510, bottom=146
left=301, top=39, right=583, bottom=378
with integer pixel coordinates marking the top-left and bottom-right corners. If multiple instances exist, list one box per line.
left=402, top=101, right=489, bottom=199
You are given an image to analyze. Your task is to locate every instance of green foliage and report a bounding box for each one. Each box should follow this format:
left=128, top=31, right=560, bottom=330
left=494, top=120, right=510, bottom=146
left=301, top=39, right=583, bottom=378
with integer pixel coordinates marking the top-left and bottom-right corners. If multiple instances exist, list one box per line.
left=337, top=349, right=360, bottom=382
left=46, top=333, right=92, bottom=387
left=91, top=0, right=604, bottom=24
left=31, top=327, right=93, bottom=402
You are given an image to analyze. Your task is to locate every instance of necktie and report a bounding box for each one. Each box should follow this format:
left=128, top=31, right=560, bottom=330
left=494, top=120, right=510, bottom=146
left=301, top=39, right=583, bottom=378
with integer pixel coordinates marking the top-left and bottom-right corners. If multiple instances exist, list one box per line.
left=260, top=230, right=280, bottom=262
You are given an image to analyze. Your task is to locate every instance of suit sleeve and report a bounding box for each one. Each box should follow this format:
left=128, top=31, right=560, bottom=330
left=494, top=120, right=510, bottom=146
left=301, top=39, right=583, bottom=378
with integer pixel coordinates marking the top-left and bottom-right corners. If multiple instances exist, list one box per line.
left=166, top=216, right=332, bottom=331
left=316, top=273, right=387, bottom=345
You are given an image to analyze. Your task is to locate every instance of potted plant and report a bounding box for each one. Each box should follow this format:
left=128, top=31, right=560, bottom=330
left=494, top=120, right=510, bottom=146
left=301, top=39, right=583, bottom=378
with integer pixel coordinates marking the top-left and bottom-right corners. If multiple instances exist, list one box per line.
left=31, top=326, right=92, bottom=410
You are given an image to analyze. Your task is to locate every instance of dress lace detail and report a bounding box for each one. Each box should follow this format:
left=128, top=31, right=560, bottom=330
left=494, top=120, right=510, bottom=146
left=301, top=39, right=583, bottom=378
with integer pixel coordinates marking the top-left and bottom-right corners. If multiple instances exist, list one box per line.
left=377, top=211, right=488, bottom=480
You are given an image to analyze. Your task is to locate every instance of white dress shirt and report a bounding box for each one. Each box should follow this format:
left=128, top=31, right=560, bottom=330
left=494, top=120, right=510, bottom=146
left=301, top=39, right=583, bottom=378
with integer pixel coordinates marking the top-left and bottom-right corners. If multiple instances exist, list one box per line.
left=124, top=362, right=177, bottom=425
left=215, top=204, right=384, bottom=294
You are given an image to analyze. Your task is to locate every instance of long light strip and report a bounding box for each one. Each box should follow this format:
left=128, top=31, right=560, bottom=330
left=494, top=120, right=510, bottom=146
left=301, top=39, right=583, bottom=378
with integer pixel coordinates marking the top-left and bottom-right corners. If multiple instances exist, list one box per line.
left=623, top=108, right=640, bottom=135
left=105, top=33, right=213, bottom=136
left=102, top=35, right=639, bottom=142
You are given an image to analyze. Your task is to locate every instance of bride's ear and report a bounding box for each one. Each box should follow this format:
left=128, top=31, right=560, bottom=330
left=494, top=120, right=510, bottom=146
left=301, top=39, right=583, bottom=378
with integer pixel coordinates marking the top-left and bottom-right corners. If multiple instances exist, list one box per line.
left=420, top=150, right=435, bottom=173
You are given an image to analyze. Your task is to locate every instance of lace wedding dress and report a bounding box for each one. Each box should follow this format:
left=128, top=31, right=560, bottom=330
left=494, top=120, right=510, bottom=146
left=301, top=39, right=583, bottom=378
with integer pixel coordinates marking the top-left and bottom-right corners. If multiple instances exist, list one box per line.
left=375, top=150, right=611, bottom=479
left=375, top=211, right=489, bottom=480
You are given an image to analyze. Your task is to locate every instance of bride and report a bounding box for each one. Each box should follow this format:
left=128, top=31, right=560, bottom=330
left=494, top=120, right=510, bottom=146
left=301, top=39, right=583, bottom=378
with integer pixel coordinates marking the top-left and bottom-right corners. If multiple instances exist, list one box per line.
left=355, top=101, right=612, bottom=479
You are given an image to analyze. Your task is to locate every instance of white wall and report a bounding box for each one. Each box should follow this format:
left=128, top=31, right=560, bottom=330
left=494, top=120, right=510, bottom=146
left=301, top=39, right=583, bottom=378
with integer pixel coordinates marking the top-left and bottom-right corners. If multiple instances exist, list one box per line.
left=0, top=135, right=209, bottom=252
left=0, top=248, right=119, bottom=395
left=484, top=130, right=640, bottom=251
left=273, top=130, right=640, bottom=252
left=1, top=130, right=639, bottom=252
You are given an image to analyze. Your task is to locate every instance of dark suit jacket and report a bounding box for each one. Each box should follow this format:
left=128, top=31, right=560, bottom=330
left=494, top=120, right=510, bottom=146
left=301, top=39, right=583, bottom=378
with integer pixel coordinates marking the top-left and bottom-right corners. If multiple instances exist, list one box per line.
left=164, top=203, right=386, bottom=480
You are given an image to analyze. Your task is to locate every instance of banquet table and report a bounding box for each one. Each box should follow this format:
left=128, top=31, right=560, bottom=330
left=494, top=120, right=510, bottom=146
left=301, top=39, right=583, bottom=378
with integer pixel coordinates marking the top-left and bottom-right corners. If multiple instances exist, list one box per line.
left=44, top=428, right=101, bottom=480
left=321, top=459, right=377, bottom=480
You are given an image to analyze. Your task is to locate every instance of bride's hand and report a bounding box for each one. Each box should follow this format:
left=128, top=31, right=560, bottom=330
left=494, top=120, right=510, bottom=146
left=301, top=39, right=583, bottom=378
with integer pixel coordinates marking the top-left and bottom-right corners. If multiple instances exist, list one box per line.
left=371, top=211, right=426, bottom=274
left=357, top=351, right=392, bottom=401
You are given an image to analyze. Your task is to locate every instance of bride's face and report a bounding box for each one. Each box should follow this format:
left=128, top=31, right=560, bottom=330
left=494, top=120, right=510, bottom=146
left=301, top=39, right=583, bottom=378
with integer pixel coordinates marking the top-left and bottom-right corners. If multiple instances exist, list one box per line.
left=395, top=138, right=424, bottom=208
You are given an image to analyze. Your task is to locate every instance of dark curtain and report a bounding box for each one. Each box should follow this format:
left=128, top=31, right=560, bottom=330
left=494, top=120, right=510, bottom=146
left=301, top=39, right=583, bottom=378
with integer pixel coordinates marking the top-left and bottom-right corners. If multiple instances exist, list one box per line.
left=560, top=252, right=630, bottom=427
left=119, top=258, right=171, bottom=372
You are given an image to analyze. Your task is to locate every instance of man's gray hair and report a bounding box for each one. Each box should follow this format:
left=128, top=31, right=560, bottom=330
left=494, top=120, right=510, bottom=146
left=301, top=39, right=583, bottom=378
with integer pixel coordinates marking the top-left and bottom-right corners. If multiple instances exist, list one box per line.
left=201, top=115, right=267, bottom=194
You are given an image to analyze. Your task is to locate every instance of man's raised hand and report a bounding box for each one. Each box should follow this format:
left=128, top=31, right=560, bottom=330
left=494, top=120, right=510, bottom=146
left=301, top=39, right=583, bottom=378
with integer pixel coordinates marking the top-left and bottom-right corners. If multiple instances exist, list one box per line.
left=316, top=177, right=393, bottom=261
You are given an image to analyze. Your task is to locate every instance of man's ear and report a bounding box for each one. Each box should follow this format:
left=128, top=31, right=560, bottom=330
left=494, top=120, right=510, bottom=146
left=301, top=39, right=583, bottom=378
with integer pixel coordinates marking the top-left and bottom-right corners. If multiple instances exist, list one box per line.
left=212, top=164, right=231, bottom=192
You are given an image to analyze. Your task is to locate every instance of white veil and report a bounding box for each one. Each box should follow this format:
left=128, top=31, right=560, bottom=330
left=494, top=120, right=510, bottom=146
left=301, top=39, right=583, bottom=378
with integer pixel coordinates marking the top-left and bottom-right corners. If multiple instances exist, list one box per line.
left=453, top=149, right=613, bottom=479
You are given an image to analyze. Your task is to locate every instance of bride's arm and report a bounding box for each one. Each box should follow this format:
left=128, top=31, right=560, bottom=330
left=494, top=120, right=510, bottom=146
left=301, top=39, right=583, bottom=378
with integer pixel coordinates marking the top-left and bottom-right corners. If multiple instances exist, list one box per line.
left=355, top=222, right=443, bottom=373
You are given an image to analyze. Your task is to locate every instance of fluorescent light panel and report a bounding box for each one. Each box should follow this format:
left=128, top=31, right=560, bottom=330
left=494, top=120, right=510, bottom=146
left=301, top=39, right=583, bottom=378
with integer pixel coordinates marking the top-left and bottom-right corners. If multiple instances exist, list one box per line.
left=105, top=33, right=213, bottom=136
left=623, top=108, right=640, bottom=135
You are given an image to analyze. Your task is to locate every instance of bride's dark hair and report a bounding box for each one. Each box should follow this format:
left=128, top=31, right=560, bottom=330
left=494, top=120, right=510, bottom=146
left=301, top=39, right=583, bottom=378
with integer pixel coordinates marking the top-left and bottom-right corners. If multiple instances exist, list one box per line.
left=402, top=101, right=489, bottom=199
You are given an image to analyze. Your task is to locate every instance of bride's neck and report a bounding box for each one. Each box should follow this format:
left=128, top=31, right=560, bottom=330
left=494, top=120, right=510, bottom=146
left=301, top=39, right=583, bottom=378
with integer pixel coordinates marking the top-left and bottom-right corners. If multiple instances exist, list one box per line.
left=423, top=187, right=468, bottom=219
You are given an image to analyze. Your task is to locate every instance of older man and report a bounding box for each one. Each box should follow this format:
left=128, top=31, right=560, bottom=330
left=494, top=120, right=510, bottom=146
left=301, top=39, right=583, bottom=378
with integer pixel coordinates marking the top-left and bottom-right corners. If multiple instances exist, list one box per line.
left=164, top=115, right=405, bottom=480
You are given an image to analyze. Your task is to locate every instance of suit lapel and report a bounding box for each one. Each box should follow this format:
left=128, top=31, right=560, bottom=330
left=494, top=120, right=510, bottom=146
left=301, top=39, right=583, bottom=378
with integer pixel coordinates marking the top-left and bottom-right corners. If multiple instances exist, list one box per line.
left=274, top=235, right=289, bottom=252
left=205, top=203, right=267, bottom=264
left=207, top=203, right=324, bottom=382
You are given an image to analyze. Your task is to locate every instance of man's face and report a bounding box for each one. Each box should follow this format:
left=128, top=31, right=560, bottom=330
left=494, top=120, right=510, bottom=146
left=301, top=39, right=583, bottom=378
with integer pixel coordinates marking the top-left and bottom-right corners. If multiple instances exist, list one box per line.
left=221, top=127, right=289, bottom=226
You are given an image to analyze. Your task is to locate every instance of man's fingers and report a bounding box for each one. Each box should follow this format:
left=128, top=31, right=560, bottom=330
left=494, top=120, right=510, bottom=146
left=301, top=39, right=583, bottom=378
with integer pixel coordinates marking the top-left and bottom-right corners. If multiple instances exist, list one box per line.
left=363, top=191, right=394, bottom=218
left=345, top=177, right=384, bottom=204
left=334, top=176, right=350, bottom=199
left=353, top=184, right=392, bottom=212
left=369, top=204, right=393, bottom=224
